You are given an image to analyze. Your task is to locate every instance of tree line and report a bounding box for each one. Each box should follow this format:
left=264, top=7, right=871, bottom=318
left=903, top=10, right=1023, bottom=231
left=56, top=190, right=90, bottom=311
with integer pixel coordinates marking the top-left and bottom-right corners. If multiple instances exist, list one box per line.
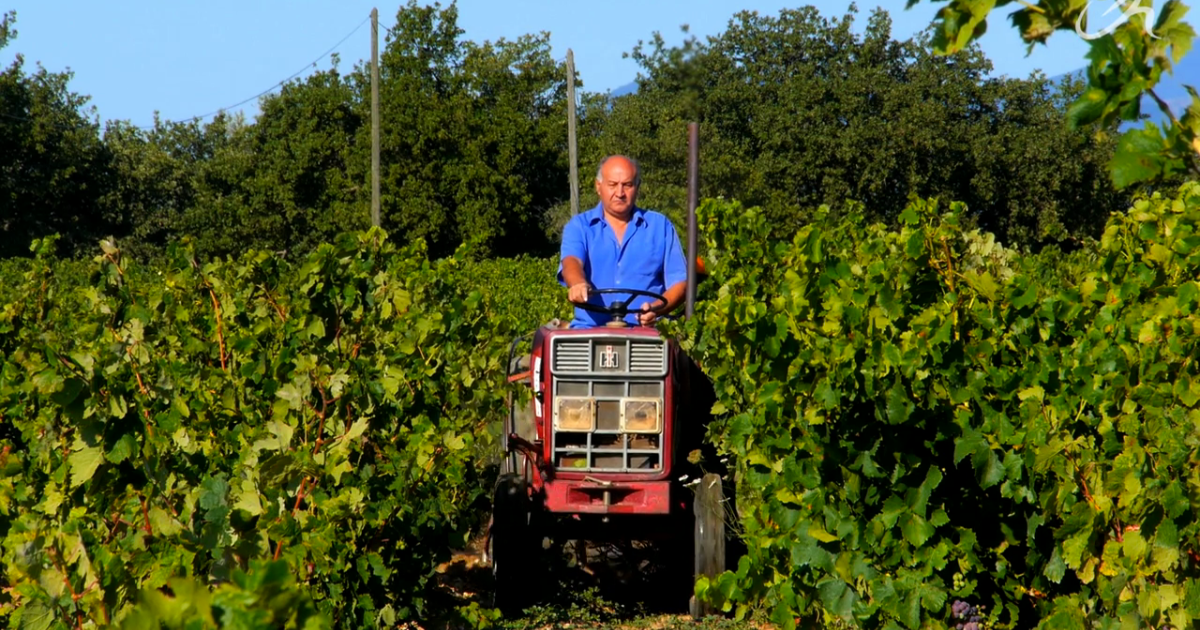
left=0, top=2, right=1148, bottom=263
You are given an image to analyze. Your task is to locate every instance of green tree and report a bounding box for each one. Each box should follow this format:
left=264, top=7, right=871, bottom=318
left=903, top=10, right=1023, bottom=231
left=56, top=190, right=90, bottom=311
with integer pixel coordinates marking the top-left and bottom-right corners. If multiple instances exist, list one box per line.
left=243, top=63, right=365, bottom=254
left=352, top=0, right=568, bottom=259
left=586, top=6, right=1125, bottom=251
left=167, top=66, right=365, bottom=260
left=106, top=66, right=363, bottom=263
left=101, top=1, right=571, bottom=264
left=539, top=90, right=612, bottom=243
left=0, top=10, right=13, bottom=50
left=102, top=115, right=243, bottom=262
left=0, top=10, right=113, bottom=259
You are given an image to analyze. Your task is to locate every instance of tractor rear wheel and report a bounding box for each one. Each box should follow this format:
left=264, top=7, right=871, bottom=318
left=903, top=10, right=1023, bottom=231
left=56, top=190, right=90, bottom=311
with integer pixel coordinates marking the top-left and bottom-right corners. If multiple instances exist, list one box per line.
left=490, top=472, right=538, bottom=617
left=689, top=472, right=726, bottom=620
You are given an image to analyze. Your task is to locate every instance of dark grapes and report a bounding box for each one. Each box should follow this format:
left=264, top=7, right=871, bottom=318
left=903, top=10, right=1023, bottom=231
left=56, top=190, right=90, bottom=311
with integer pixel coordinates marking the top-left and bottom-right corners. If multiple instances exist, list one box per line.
left=950, top=600, right=986, bottom=630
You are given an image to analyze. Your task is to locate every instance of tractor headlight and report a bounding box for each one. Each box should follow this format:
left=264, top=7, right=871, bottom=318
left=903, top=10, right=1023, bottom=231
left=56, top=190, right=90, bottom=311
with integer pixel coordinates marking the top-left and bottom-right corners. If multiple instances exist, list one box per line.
left=554, top=397, right=595, bottom=432
left=621, top=398, right=662, bottom=433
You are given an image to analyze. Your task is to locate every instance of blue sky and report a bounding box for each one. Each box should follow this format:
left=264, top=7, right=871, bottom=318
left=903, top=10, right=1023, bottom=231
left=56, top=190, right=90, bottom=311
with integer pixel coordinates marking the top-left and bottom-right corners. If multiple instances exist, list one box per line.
left=0, top=1, right=1116, bottom=129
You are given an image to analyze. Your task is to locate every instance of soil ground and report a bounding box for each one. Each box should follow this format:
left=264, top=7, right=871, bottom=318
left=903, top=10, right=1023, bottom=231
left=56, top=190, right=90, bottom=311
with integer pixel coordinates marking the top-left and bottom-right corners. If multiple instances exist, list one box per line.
left=417, top=532, right=775, bottom=630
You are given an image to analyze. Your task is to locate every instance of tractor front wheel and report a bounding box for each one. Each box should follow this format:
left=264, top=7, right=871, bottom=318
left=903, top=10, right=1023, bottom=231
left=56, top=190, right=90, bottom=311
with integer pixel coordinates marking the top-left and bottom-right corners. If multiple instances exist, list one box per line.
left=490, top=472, right=538, bottom=617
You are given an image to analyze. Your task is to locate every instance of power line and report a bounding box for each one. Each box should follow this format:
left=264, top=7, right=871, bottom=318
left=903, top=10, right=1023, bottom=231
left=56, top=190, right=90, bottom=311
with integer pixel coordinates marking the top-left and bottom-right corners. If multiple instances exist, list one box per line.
left=0, top=14, right=371, bottom=132
left=3, top=13, right=573, bottom=133
left=166, top=15, right=371, bottom=125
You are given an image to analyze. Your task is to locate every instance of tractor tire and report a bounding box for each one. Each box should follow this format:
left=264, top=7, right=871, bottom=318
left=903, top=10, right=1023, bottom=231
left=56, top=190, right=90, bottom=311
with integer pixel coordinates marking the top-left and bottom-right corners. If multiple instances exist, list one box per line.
left=689, top=472, right=726, bottom=620
left=490, top=472, right=538, bottom=617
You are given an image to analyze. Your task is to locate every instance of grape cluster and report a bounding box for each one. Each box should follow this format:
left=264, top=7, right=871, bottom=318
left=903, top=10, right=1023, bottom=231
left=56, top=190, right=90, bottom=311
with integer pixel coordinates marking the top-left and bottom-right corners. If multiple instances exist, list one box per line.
left=950, top=600, right=983, bottom=630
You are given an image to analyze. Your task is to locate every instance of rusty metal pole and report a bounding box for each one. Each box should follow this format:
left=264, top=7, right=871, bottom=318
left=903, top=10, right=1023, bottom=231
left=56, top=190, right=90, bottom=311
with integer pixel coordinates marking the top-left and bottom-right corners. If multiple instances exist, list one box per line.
left=685, top=122, right=699, bottom=319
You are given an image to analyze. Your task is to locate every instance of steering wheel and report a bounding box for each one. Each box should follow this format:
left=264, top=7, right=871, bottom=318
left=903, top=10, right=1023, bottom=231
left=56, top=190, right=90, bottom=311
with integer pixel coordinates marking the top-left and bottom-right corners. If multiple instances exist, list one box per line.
left=573, top=288, right=668, bottom=318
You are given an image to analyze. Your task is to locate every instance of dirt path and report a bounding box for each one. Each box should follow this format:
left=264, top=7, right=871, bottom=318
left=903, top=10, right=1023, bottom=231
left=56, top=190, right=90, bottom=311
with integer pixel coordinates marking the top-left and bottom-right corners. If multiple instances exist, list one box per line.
left=420, top=534, right=774, bottom=630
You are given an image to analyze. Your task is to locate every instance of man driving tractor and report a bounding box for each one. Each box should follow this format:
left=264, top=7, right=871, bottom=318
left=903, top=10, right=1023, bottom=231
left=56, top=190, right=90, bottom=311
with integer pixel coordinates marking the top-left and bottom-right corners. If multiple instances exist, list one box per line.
left=558, top=155, right=688, bottom=327
left=493, top=149, right=730, bottom=620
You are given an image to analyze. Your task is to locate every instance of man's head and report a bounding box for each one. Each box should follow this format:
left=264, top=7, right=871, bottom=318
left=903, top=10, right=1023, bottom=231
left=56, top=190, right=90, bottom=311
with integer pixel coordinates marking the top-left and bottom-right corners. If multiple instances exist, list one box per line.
left=594, top=155, right=640, bottom=219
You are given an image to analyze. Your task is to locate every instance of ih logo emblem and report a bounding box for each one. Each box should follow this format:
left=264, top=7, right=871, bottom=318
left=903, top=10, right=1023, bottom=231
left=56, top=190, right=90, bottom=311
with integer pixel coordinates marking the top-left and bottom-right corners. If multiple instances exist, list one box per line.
left=599, top=345, right=619, bottom=369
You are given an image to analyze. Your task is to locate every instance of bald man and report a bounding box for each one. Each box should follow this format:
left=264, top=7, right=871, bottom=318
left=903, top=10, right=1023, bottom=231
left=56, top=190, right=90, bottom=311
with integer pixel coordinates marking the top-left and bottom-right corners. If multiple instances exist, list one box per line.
left=557, top=155, right=687, bottom=328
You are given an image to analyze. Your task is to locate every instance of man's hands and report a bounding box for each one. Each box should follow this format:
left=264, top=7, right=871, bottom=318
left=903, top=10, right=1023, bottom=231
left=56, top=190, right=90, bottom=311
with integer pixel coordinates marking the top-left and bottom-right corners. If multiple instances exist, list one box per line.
left=637, top=301, right=665, bottom=326
left=568, top=282, right=591, bottom=304
left=569, top=283, right=664, bottom=326
left=562, top=257, right=683, bottom=326
left=641, top=281, right=685, bottom=325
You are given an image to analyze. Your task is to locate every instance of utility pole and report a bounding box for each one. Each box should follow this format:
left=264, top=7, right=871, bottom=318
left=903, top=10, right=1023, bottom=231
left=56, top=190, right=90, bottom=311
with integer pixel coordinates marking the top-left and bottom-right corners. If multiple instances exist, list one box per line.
left=371, top=7, right=381, bottom=228
left=566, top=49, right=579, bottom=215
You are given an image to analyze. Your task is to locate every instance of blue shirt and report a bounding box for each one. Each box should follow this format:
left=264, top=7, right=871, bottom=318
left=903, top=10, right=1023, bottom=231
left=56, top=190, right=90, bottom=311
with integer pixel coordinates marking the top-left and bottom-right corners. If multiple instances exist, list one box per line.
left=557, top=203, right=688, bottom=328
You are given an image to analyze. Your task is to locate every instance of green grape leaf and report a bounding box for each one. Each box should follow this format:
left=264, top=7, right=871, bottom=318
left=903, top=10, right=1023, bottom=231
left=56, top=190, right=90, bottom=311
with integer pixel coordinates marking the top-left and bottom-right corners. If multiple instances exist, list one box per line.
left=69, top=441, right=104, bottom=488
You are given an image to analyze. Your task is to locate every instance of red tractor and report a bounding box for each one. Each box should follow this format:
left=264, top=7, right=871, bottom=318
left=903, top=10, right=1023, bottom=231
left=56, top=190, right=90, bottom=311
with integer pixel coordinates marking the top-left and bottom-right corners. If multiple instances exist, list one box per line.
left=487, top=124, right=727, bottom=618
left=488, top=279, right=733, bottom=618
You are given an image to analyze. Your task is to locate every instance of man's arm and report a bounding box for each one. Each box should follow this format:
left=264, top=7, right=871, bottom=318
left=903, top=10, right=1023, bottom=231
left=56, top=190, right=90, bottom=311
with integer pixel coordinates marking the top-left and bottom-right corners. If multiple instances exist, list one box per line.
left=557, top=216, right=593, bottom=303
left=561, top=256, right=591, bottom=304
left=638, top=220, right=690, bottom=324
left=657, top=280, right=687, bottom=313
left=660, top=220, right=689, bottom=314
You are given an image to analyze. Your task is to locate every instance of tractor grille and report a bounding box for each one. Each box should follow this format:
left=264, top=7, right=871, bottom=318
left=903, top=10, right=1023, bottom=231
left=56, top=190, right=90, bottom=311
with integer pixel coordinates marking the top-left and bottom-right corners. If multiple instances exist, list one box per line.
left=552, top=340, right=591, bottom=372
left=549, top=334, right=667, bottom=472
left=550, top=338, right=667, bottom=376
left=629, top=343, right=666, bottom=373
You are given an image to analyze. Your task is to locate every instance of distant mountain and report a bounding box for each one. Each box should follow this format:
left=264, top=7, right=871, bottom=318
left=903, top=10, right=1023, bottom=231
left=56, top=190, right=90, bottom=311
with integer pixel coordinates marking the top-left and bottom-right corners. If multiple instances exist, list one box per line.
left=609, top=80, right=638, bottom=97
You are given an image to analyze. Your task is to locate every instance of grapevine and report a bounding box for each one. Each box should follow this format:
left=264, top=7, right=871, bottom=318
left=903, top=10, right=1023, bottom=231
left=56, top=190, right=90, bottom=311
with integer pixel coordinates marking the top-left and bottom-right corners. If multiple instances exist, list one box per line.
left=667, top=183, right=1200, bottom=629
left=0, top=232, right=563, bottom=627
left=11, top=180, right=1200, bottom=628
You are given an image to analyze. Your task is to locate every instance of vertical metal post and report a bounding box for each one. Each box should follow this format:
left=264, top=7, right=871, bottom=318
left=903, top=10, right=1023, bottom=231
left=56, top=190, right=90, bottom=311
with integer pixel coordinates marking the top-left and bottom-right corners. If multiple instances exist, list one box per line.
left=567, top=49, right=580, bottom=215
left=371, top=8, right=381, bottom=228
left=685, top=122, right=699, bottom=319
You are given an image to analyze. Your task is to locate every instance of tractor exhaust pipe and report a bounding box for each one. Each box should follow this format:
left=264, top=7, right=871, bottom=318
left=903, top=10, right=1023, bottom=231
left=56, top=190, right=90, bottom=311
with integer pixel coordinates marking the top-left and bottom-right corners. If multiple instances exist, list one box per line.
left=685, top=122, right=699, bottom=319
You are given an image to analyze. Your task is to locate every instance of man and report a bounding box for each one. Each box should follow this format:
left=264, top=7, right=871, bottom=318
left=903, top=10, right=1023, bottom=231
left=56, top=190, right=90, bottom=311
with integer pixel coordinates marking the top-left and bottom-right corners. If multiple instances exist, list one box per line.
left=557, top=155, right=687, bottom=328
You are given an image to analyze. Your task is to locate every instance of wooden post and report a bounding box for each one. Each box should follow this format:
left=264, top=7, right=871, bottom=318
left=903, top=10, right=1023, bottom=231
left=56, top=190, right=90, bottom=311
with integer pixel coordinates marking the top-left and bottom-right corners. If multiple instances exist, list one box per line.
left=690, top=472, right=725, bottom=619
left=567, top=49, right=579, bottom=215
left=371, top=8, right=381, bottom=228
